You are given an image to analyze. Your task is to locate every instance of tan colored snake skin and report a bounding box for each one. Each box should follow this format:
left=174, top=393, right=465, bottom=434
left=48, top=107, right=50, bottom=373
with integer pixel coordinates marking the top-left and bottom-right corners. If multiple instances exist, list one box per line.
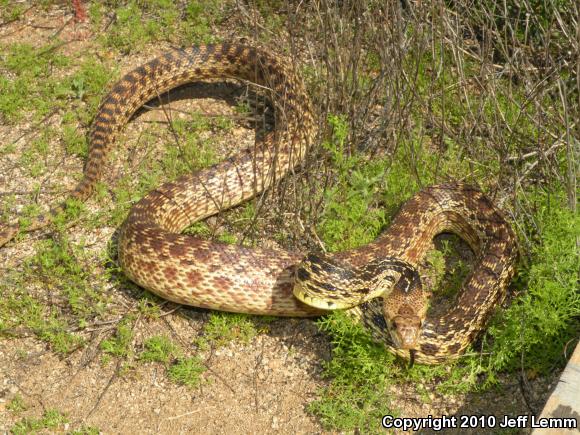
left=0, top=43, right=518, bottom=364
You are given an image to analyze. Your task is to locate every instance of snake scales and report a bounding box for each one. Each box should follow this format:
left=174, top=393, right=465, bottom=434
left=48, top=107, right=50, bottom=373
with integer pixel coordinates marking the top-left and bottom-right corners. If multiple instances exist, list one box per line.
left=0, top=43, right=518, bottom=364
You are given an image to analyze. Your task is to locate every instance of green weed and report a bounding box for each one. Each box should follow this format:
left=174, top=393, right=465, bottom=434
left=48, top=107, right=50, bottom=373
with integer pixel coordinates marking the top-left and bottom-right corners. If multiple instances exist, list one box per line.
left=6, top=394, right=27, bottom=413
left=168, top=356, right=206, bottom=388
left=101, top=321, right=134, bottom=358
left=69, top=427, right=101, bottom=435
left=140, top=335, right=181, bottom=363
left=182, top=0, right=226, bottom=44
left=427, top=235, right=472, bottom=298
left=197, top=312, right=261, bottom=349
left=138, top=336, right=207, bottom=389
left=0, top=42, right=69, bottom=122
left=136, top=294, right=164, bottom=319
left=0, top=0, right=26, bottom=22
left=309, top=311, right=397, bottom=432
left=0, top=223, right=112, bottom=353
left=11, top=409, right=68, bottom=435
left=0, top=42, right=110, bottom=124
left=318, top=115, right=388, bottom=252
left=97, top=0, right=226, bottom=52
left=487, top=189, right=580, bottom=373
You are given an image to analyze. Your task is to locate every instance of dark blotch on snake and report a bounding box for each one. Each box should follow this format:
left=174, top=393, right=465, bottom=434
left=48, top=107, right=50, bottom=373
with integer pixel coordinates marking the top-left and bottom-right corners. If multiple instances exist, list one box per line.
left=296, top=267, right=310, bottom=282
left=420, top=342, right=438, bottom=355
left=372, top=313, right=387, bottom=329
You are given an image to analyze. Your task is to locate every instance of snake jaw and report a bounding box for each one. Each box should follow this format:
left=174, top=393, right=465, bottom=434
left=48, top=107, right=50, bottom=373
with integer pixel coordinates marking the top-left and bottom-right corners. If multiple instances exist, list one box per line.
left=292, top=254, right=374, bottom=310
left=292, top=279, right=354, bottom=310
left=390, top=314, right=421, bottom=350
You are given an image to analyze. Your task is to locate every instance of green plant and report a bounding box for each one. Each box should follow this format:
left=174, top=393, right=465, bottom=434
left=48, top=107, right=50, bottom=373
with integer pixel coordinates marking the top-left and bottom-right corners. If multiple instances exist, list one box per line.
left=309, top=311, right=398, bottom=432
left=6, top=394, right=27, bottom=413
left=70, top=426, right=101, bottom=435
left=182, top=0, right=225, bottom=43
left=318, top=115, right=389, bottom=252
left=0, top=235, right=112, bottom=353
left=101, top=321, right=134, bottom=358
left=197, top=312, right=260, bottom=349
left=487, top=189, right=580, bottom=373
left=0, top=0, right=26, bottom=22
left=140, top=335, right=181, bottom=363
left=168, top=356, right=206, bottom=388
left=11, top=409, right=68, bottom=435
left=101, top=0, right=225, bottom=51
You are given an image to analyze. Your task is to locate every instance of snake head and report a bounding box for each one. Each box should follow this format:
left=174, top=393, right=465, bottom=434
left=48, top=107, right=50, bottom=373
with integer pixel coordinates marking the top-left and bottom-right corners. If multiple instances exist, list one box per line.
left=390, top=307, right=422, bottom=349
left=382, top=267, right=426, bottom=351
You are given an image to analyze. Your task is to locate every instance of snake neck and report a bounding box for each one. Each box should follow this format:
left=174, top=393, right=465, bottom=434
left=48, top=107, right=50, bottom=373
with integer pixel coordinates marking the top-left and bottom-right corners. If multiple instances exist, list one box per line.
left=293, top=253, right=421, bottom=310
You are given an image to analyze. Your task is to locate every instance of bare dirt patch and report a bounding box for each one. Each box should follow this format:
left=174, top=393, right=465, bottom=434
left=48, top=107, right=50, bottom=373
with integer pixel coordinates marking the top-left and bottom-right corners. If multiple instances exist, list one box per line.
left=0, top=320, right=329, bottom=433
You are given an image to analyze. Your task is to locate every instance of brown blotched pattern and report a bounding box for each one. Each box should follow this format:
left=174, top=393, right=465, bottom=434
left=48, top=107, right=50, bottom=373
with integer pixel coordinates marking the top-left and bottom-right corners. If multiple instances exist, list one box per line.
left=110, top=44, right=320, bottom=316
left=0, top=44, right=517, bottom=364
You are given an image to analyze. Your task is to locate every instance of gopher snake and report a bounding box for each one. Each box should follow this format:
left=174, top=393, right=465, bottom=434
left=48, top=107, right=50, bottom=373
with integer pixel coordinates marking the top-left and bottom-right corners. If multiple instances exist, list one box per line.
left=0, top=43, right=517, bottom=364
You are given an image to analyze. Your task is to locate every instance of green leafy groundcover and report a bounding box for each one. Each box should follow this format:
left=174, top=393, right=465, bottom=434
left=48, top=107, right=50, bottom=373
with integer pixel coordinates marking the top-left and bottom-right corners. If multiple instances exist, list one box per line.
left=488, top=190, right=580, bottom=373
left=311, top=188, right=579, bottom=432
left=310, top=115, right=579, bottom=431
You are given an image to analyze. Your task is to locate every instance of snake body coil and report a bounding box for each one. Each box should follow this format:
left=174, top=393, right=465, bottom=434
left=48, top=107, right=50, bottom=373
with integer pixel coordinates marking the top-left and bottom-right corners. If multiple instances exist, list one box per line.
left=0, top=43, right=518, bottom=364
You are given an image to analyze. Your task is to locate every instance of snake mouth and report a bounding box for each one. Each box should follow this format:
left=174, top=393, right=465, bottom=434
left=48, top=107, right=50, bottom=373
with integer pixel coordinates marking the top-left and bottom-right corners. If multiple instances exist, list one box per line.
left=390, top=315, right=421, bottom=349
left=293, top=283, right=352, bottom=310
left=292, top=258, right=364, bottom=310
